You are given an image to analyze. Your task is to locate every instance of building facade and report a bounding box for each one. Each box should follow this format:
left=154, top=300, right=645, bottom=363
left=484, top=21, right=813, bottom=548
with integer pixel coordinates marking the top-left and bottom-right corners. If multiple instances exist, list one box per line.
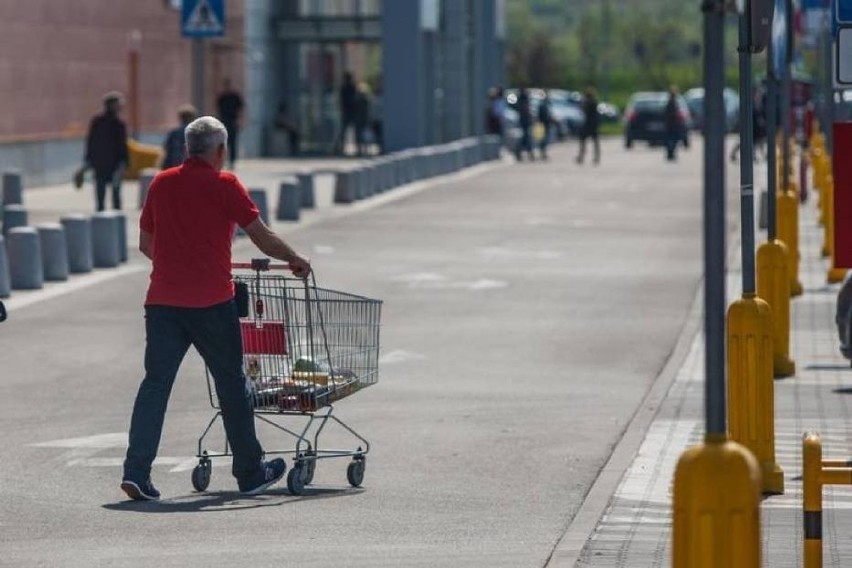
left=0, top=0, right=504, bottom=185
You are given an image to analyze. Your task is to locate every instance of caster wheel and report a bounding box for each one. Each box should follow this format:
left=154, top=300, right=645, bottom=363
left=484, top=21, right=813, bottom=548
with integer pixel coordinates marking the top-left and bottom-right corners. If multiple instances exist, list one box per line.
left=191, top=460, right=211, bottom=492
left=347, top=459, right=365, bottom=488
left=287, top=464, right=307, bottom=495
left=303, top=450, right=316, bottom=486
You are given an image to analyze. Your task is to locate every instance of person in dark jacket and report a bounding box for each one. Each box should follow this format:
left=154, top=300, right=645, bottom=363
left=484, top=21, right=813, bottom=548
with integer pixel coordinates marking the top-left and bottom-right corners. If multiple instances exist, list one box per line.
left=354, top=82, right=372, bottom=157
left=215, top=79, right=244, bottom=170
left=664, top=87, right=683, bottom=162
left=537, top=93, right=553, bottom=160
left=79, top=91, right=129, bottom=211
left=514, top=88, right=535, bottom=162
left=577, top=87, right=601, bottom=165
left=161, top=104, right=197, bottom=169
left=337, top=72, right=358, bottom=156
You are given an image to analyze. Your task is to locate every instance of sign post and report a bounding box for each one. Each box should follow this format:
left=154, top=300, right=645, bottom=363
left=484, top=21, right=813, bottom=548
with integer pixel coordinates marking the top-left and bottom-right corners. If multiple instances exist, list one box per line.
left=181, top=0, right=225, bottom=115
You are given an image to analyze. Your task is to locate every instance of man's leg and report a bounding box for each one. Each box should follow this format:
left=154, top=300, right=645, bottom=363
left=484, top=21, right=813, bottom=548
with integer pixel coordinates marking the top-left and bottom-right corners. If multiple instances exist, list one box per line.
left=123, top=306, right=191, bottom=483
left=111, top=175, right=122, bottom=210
left=593, top=134, right=600, bottom=164
left=186, top=300, right=263, bottom=483
left=94, top=174, right=108, bottom=212
left=577, top=136, right=586, bottom=163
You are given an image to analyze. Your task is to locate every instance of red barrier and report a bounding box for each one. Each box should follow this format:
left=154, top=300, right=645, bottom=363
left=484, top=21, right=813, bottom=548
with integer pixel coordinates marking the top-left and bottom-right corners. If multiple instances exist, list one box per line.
left=832, top=123, right=852, bottom=268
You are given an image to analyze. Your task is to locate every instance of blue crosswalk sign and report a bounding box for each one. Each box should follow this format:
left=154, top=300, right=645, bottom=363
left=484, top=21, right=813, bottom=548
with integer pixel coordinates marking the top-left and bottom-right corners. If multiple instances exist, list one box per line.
left=839, top=0, right=852, bottom=24
left=182, top=0, right=225, bottom=38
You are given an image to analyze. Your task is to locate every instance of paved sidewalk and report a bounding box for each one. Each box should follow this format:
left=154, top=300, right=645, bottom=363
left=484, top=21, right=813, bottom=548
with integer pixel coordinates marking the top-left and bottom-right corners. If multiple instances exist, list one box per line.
left=576, top=177, right=852, bottom=566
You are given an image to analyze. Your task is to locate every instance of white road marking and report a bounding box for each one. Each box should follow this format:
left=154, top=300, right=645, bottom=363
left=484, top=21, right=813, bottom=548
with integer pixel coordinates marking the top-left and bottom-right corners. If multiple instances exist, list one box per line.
left=379, top=350, right=427, bottom=365
left=476, top=247, right=562, bottom=260
left=392, top=273, right=508, bottom=290
left=313, top=245, right=335, bottom=254
left=4, top=265, right=147, bottom=312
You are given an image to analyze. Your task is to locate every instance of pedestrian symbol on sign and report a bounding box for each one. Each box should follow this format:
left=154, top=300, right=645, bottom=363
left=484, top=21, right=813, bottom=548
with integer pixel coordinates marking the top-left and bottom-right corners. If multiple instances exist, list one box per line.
left=181, top=0, right=225, bottom=38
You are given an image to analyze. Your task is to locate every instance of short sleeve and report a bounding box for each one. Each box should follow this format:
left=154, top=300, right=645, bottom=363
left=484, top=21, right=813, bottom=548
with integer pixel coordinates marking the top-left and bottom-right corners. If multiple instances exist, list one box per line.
left=223, top=176, right=260, bottom=228
left=140, top=178, right=156, bottom=232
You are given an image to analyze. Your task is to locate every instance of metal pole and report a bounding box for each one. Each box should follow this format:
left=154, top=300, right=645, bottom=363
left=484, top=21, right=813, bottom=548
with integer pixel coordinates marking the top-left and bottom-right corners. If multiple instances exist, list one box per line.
left=826, top=30, right=835, bottom=153
left=781, top=25, right=792, bottom=191
left=192, top=38, right=205, bottom=115
left=703, top=0, right=727, bottom=437
left=739, top=4, right=756, bottom=295
left=767, top=35, right=779, bottom=240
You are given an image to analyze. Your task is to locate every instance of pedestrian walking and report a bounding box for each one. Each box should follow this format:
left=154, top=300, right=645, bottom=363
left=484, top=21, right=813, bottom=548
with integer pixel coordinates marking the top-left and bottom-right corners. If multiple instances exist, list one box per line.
left=371, top=77, right=384, bottom=155
left=273, top=101, right=300, bottom=156
left=537, top=92, right=553, bottom=160
left=161, top=104, right=197, bottom=169
left=121, top=116, right=311, bottom=501
left=514, top=88, right=535, bottom=162
left=730, top=88, right=767, bottom=163
left=576, top=87, right=601, bottom=165
left=354, top=82, right=372, bottom=157
left=664, top=87, right=683, bottom=162
left=76, top=92, right=129, bottom=212
left=337, top=72, right=358, bottom=156
left=215, top=79, right=244, bottom=169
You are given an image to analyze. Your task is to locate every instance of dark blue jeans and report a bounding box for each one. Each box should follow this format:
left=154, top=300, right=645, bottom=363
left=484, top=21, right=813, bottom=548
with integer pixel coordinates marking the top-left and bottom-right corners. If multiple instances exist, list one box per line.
left=94, top=170, right=121, bottom=212
left=123, top=300, right=263, bottom=484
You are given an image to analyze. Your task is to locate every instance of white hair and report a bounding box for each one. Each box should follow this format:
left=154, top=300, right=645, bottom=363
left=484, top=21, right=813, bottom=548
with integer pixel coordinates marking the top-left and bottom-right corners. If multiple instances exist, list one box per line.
left=184, top=116, right=228, bottom=157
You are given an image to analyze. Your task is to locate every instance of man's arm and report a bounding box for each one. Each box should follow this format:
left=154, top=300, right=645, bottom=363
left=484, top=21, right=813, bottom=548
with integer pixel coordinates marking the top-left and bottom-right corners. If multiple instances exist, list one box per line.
left=243, top=217, right=311, bottom=277
left=139, top=230, right=153, bottom=260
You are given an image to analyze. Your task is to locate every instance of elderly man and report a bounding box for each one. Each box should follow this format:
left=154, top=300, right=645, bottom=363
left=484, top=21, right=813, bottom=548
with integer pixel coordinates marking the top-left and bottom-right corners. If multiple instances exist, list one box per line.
left=121, top=116, right=311, bottom=501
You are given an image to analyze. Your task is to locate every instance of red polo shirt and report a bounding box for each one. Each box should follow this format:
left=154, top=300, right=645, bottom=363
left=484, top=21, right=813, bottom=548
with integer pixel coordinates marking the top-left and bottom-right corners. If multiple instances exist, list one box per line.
left=140, top=158, right=259, bottom=307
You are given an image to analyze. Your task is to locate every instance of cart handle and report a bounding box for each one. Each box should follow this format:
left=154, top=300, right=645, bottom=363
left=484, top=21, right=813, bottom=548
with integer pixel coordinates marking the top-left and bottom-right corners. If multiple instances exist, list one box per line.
left=232, top=259, right=290, bottom=272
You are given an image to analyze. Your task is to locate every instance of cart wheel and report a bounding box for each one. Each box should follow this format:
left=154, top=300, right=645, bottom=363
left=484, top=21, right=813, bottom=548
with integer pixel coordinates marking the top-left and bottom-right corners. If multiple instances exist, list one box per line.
left=347, top=459, right=365, bottom=488
left=191, top=461, right=211, bottom=492
left=287, top=464, right=307, bottom=495
left=302, top=451, right=316, bottom=485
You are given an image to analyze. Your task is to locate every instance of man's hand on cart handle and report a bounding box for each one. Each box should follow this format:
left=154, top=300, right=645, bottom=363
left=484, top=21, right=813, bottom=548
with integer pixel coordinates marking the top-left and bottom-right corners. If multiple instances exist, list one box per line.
left=287, top=254, right=312, bottom=279
left=243, top=217, right=311, bottom=278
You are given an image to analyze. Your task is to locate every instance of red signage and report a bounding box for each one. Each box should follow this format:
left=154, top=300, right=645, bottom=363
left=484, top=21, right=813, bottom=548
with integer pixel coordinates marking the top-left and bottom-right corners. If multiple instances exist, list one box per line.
left=833, top=122, right=852, bottom=268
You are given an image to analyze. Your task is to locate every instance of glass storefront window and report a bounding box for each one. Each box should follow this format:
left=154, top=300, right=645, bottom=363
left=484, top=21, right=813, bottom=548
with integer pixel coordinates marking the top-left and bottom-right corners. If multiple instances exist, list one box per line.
left=298, top=0, right=381, bottom=18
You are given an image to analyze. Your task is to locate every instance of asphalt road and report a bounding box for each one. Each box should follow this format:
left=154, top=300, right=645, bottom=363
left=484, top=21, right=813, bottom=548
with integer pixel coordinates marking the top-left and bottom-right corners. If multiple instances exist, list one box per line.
left=0, top=139, right=715, bottom=567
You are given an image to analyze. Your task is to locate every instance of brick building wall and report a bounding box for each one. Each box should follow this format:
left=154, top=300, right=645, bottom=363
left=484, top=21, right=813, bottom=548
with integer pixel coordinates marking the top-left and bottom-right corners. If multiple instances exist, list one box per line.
left=0, top=0, right=245, bottom=142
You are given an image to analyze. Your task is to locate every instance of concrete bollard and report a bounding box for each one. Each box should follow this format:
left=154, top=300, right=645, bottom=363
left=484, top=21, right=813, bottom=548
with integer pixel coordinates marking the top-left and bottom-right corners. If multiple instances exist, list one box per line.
left=61, top=215, right=93, bottom=274
left=91, top=212, right=121, bottom=268
left=2, top=204, right=27, bottom=237
left=297, top=173, right=315, bottom=208
left=114, top=212, right=128, bottom=262
left=334, top=170, right=357, bottom=204
left=276, top=179, right=300, bottom=221
left=0, top=235, right=10, bottom=298
left=37, top=223, right=69, bottom=282
left=248, top=188, right=270, bottom=225
left=7, top=227, right=43, bottom=290
left=3, top=170, right=23, bottom=205
left=137, top=168, right=158, bottom=209
left=353, top=168, right=367, bottom=200
left=361, top=166, right=375, bottom=198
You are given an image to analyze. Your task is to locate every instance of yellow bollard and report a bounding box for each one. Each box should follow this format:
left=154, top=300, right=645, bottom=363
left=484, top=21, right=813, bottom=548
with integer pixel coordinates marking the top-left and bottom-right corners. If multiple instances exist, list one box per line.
left=757, top=240, right=795, bottom=377
left=777, top=187, right=804, bottom=297
left=727, top=293, right=784, bottom=494
left=673, top=434, right=762, bottom=568
left=826, top=176, right=849, bottom=284
left=803, top=433, right=823, bottom=568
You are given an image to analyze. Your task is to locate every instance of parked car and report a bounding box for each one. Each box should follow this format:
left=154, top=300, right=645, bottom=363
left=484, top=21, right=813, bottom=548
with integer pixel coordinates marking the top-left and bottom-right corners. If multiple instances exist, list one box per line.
left=547, top=89, right=586, bottom=137
left=623, top=92, right=692, bottom=149
left=683, top=87, right=740, bottom=133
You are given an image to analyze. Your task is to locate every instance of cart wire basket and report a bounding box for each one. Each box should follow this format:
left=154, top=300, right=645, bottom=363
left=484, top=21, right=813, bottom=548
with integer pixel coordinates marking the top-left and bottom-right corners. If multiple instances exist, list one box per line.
left=192, top=258, right=382, bottom=495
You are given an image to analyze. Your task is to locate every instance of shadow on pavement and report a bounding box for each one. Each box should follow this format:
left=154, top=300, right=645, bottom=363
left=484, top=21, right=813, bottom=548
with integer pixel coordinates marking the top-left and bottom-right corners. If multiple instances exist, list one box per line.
left=102, top=486, right=361, bottom=514
left=805, top=364, right=851, bottom=372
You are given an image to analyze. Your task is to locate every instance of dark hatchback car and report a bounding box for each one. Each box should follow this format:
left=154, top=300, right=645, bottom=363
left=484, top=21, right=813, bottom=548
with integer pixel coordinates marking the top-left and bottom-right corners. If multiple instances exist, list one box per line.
left=623, top=92, right=692, bottom=149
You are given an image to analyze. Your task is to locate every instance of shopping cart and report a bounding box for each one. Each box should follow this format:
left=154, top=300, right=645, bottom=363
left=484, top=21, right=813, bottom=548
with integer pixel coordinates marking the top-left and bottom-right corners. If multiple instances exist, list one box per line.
left=191, top=258, right=382, bottom=495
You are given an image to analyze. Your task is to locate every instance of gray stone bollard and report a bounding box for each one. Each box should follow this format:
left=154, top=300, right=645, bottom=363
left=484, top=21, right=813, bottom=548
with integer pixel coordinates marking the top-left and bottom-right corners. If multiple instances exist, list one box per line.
left=248, top=189, right=270, bottom=225
left=0, top=235, right=10, bottom=298
left=37, top=223, right=69, bottom=281
left=298, top=173, right=315, bottom=208
left=91, top=212, right=121, bottom=268
left=114, top=212, right=128, bottom=262
left=137, top=168, right=158, bottom=209
left=2, top=204, right=27, bottom=237
left=276, top=179, right=301, bottom=221
left=334, top=170, right=357, bottom=204
left=8, top=227, right=43, bottom=290
left=61, top=215, right=93, bottom=274
left=3, top=170, right=23, bottom=205
left=361, top=166, right=375, bottom=198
